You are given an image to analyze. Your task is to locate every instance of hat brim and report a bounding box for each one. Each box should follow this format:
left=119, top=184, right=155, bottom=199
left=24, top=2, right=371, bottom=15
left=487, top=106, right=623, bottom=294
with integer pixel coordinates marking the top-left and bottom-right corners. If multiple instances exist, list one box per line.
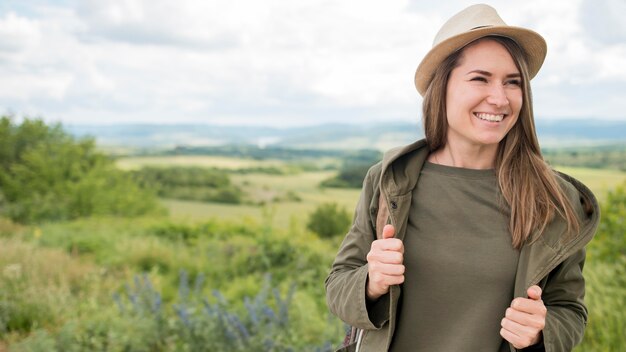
left=414, top=26, right=547, bottom=96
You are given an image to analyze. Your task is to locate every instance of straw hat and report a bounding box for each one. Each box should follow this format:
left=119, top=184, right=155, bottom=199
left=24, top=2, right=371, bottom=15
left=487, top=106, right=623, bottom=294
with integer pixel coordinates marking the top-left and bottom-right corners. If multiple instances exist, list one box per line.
left=414, top=4, right=547, bottom=96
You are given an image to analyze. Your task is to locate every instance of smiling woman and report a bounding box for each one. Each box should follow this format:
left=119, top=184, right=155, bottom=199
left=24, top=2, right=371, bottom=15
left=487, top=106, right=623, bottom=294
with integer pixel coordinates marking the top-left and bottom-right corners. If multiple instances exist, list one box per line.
left=436, top=38, right=523, bottom=167
left=325, top=4, right=600, bottom=352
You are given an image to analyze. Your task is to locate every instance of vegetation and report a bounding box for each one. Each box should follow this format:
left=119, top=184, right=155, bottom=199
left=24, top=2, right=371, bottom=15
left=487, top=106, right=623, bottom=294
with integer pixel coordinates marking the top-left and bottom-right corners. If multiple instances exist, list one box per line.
left=166, top=145, right=346, bottom=161
left=131, top=167, right=244, bottom=204
left=1, top=118, right=624, bottom=351
left=575, top=181, right=626, bottom=352
left=0, top=117, right=162, bottom=224
left=543, top=144, right=626, bottom=171
left=0, top=216, right=344, bottom=351
left=321, top=150, right=382, bottom=188
left=307, top=203, right=352, bottom=239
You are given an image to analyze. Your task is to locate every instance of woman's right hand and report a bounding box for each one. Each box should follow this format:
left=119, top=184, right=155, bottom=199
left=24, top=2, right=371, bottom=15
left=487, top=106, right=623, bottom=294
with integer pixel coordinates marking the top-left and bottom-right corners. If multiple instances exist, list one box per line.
left=366, top=224, right=405, bottom=301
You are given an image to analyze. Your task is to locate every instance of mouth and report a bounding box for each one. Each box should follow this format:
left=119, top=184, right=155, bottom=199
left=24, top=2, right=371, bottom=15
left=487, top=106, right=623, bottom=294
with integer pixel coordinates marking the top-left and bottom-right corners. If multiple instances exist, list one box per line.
left=474, top=112, right=506, bottom=122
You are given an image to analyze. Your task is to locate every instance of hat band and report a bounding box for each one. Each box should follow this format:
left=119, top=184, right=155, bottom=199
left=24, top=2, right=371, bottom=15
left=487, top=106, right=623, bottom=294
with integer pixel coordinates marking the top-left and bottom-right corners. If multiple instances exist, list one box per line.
left=471, top=25, right=492, bottom=30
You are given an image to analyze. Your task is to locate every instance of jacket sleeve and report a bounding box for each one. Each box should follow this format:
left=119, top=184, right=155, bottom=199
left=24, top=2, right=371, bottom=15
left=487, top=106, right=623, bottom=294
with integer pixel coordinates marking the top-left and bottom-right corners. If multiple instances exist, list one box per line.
left=536, top=173, right=599, bottom=352
left=541, top=247, right=588, bottom=352
left=325, top=163, right=391, bottom=330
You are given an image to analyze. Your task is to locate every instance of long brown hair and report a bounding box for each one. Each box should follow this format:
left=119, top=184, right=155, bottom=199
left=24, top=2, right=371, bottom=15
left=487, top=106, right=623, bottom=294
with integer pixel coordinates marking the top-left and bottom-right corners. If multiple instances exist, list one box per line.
left=422, top=36, right=580, bottom=249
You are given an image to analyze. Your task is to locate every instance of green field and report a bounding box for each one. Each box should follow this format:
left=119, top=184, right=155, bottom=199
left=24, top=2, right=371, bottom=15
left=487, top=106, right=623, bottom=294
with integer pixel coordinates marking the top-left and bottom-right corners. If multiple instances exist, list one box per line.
left=163, top=171, right=361, bottom=229
left=116, top=155, right=288, bottom=171
left=5, top=118, right=624, bottom=351
left=554, top=166, right=626, bottom=201
left=133, top=155, right=626, bottom=228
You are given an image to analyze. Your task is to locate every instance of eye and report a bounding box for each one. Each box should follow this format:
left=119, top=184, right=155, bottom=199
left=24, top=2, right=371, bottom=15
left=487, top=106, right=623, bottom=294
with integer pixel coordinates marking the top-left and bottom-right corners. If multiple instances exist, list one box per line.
left=470, top=76, right=488, bottom=82
left=506, top=79, right=522, bottom=86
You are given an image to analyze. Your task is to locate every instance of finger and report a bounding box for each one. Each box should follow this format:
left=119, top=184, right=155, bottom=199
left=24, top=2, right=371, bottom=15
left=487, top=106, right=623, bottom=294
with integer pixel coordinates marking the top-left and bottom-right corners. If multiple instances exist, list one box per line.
left=382, top=224, right=395, bottom=239
left=370, top=272, right=405, bottom=287
left=501, top=317, right=536, bottom=338
left=368, top=250, right=403, bottom=264
left=500, top=327, right=527, bottom=349
left=527, top=285, right=542, bottom=300
left=504, top=308, right=546, bottom=330
left=369, top=262, right=405, bottom=276
left=374, top=238, right=404, bottom=252
left=511, top=297, right=547, bottom=315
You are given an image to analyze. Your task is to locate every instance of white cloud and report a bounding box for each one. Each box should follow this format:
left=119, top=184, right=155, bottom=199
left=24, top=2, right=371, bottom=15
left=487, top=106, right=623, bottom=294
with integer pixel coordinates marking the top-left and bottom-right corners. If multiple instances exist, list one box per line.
left=0, top=0, right=624, bottom=125
left=0, top=11, right=41, bottom=59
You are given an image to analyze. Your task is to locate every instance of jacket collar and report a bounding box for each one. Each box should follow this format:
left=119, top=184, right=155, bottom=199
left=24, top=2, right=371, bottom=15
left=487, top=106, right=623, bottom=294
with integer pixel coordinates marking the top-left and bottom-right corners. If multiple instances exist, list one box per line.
left=379, top=138, right=599, bottom=262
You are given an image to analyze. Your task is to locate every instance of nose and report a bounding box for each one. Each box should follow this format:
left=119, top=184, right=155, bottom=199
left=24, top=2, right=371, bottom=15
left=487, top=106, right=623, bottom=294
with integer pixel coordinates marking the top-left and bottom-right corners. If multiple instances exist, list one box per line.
left=486, top=84, right=509, bottom=107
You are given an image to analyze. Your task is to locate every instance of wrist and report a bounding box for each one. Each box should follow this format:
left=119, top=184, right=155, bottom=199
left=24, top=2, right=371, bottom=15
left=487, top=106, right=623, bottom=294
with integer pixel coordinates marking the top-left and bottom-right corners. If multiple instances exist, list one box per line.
left=366, top=286, right=382, bottom=302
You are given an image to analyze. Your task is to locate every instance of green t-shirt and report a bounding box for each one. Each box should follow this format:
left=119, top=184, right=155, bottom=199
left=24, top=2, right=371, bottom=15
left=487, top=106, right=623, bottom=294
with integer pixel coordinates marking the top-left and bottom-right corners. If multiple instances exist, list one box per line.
left=389, top=161, right=520, bottom=352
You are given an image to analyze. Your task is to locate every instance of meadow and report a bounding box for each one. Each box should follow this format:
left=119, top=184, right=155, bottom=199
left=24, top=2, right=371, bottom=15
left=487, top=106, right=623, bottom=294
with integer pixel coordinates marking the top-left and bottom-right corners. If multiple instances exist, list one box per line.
left=1, top=148, right=625, bottom=351
left=119, top=155, right=626, bottom=227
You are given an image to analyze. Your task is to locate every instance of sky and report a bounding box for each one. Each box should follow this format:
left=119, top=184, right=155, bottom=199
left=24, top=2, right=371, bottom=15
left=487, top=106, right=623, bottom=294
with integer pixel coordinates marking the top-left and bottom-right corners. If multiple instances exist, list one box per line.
left=0, top=0, right=624, bottom=127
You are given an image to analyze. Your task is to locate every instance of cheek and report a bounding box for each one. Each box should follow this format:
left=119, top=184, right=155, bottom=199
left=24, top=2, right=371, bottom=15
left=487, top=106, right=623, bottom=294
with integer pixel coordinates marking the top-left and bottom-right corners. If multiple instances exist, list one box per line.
left=510, top=92, right=523, bottom=115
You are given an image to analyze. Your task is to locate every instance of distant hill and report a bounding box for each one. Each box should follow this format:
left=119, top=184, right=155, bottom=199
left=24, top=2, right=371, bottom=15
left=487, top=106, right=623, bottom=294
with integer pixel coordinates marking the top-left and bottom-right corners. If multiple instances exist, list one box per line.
left=66, top=119, right=626, bottom=151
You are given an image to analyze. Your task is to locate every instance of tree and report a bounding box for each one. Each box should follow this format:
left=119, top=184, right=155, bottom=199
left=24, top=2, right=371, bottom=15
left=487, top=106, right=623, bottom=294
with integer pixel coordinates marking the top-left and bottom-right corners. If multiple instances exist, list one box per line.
left=0, top=116, right=162, bottom=223
left=321, top=150, right=382, bottom=188
left=307, top=202, right=352, bottom=238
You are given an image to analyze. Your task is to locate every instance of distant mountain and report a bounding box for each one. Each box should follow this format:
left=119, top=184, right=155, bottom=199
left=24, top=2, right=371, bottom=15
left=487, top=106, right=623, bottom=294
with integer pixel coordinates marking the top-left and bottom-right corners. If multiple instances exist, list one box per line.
left=65, top=119, right=626, bottom=151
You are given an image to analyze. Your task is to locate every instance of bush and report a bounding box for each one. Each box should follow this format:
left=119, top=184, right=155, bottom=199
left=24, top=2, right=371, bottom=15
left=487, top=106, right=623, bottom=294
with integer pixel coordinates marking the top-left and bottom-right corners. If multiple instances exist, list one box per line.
left=576, top=180, right=626, bottom=351
left=0, top=116, right=163, bottom=223
left=321, top=150, right=381, bottom=189
left=589, top=181, right=626, bottom=262
left=131, top=167, right=244, bottom=204
left=11, top=273, right=338, bottom=352
left=307, top=203, right=352, bottom=238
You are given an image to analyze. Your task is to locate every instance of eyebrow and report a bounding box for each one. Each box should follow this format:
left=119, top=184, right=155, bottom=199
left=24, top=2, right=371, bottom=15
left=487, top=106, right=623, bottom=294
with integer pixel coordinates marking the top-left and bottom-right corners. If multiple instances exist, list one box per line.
left=466, top=70, right=521, bottom=78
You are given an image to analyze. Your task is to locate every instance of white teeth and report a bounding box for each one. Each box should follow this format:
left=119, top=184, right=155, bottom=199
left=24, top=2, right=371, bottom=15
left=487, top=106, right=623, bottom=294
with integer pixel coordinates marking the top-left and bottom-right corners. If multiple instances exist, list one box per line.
left=475, top=113, right=504, bottom=122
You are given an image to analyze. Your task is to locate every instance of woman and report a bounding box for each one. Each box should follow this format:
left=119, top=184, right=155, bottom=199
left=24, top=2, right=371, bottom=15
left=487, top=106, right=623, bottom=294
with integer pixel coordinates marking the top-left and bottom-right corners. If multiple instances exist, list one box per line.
left=325, top=4, right=599, bottom=352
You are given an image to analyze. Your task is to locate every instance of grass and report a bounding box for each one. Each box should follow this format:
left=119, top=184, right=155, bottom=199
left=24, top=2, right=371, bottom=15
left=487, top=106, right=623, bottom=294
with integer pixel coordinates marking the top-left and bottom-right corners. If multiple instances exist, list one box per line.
left=574, top=257, right=626, bottom=352
left=115, top=156, right=287, bottom=171
left=553, top=166, right=626, bottom=202
left=1, top=161, right=624, bottom=350
left=162, top=165, right=626, bottom=229
left=164, top=171, right=361, bottom=229
left=1, top=213, right=345, bottom=351
left=0, top=237, right=121, bottom=347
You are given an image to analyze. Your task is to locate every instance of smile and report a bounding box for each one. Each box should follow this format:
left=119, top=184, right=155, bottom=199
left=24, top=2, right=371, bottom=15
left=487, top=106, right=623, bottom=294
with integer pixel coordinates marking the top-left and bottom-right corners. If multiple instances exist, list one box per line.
left=474, top=112, right=505, bottom=122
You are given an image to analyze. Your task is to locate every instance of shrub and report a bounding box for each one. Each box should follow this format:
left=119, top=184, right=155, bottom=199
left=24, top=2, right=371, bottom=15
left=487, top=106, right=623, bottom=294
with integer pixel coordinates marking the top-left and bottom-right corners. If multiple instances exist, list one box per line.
left=307, top=203, right=351, bottom=238
left=131, top=167, right=244, bottom=204
left=589, top=181, right=626, bottom=262
left=321, top=150, right=381, bottom=189
left=577, top=180, right=626, bottom=351
left=0, top=116, right=162, bottom=223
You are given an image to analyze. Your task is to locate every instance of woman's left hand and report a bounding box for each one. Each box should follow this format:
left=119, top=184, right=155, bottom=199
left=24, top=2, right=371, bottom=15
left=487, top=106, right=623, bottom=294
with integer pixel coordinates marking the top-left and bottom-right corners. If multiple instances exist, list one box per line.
left=500, top=285, right=547, bottom=349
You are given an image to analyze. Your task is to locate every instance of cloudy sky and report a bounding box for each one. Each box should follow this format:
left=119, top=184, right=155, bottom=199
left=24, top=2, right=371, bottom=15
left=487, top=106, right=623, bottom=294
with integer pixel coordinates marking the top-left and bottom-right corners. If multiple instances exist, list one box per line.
left=0, top=0, right=624, bottom=126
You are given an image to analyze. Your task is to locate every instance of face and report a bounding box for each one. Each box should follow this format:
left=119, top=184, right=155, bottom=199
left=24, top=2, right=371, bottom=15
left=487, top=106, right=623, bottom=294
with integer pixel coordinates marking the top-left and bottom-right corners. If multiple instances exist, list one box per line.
left=445, top=39, right=522, bottom=150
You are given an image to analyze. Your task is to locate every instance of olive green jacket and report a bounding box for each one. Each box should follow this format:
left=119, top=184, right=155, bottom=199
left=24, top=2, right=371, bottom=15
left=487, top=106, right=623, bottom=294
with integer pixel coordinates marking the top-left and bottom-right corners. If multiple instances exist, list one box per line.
left=325, top=139, right=600, bottom=352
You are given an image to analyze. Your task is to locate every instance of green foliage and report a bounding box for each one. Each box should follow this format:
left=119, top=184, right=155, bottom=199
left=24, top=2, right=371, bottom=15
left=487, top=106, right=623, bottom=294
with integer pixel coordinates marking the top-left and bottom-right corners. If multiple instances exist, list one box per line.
left=131, top=167, right=244, bottom=204
left=272, top=190, right=302, bottom=203
left=10, top=273, right=338, bottom=352
left=543, top=145, right=626, bottom=171
left=575, top=180, right=626, bottom=351
left=576, top=256, right=626, bottom=352
left=0, top=116, right=163, bottom=224
left=588, top=181, right=626, bottom=262
left=2, top=216, right=344, bottom=351
left=307, top=203, right=352, bottom=238
left=321, top=149, right=381, bottom=188
left=167, top=144, right=346, bottom=161
left=0, top=298, right=54, bottom=335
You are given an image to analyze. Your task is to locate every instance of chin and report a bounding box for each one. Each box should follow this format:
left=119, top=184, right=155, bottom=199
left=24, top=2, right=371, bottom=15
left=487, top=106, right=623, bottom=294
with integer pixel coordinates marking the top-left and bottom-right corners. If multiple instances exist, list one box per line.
left=473, top=134, right=507, bottom=146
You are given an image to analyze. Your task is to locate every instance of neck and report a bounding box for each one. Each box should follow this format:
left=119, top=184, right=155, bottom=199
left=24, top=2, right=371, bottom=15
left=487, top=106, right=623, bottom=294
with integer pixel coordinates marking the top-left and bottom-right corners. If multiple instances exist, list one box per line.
left=430, top=140, right=498, bottom=169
